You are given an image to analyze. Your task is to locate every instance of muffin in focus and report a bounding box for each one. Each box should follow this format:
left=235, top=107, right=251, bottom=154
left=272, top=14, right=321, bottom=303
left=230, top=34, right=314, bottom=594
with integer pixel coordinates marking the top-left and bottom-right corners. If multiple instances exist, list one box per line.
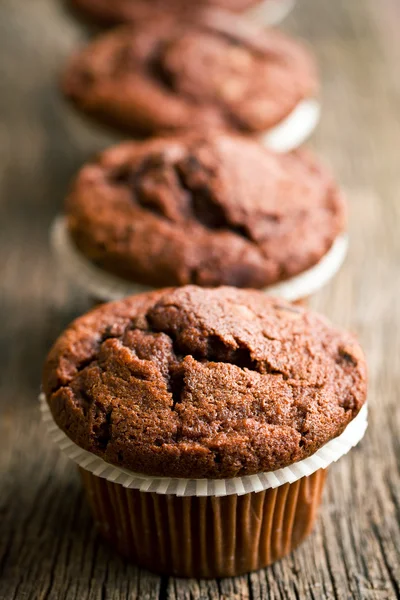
left=42, top=286, right=368, bottom=577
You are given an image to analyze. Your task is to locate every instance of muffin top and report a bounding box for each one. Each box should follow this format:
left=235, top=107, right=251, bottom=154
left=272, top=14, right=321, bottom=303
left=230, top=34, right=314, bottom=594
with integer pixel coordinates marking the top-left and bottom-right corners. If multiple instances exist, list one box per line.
left=62, top=13, right=317, bottom=136
left=43, top=286, right=367, bottom=479
left=69, top=0, right=261, bottom=26
left=66, top=133, right=346, bottom=289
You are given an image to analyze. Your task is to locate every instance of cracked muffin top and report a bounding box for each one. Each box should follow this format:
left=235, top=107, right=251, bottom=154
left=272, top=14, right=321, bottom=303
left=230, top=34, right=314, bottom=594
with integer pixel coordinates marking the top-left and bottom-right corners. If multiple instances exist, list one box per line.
left=69, top=0, right=262, bottom=27
left=43, top=286, right=367, bottom=478
left=61, top=13, right=317, bottom=136
left=65, top=133, right=346, bottom=289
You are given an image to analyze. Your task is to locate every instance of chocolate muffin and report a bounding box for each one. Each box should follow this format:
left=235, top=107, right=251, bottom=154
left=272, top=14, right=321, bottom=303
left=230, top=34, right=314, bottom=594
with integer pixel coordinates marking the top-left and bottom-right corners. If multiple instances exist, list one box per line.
left=42, top=286, right=368, bottom=577
left=58, top=133, right=346, bottom=297
left=68, top=0, right=263, bottom=27
left=61, top=13, right=318, bottom=141
left=44, top=286, right=366, bottom=477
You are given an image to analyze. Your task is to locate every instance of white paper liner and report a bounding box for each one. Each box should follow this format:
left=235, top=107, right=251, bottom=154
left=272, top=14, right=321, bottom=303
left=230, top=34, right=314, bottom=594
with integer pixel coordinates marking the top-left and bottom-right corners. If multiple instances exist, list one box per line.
left=51, top=217, right=348, bottom=303
left=266, top=233, right=349, bottom=301
left=259, top=98, right=321, bottom=153
left=40, top=394, right=367, bottom=497
left=50, top=217, right=154, bottom=301
left=246, top=0, right=296, bottom=26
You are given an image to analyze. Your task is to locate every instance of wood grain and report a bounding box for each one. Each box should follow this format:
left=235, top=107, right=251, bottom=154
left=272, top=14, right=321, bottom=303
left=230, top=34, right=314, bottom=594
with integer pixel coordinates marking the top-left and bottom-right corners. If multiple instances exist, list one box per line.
left=0, top=0, right=399, bottom=598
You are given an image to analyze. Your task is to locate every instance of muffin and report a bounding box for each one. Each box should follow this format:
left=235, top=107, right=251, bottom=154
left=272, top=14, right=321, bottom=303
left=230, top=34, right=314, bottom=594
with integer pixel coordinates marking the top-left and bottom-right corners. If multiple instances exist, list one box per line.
left=68, top=0, right=295, bottom=28
left=51, top=132, right=348, bottom=303
left=61, top=13, right=319, bottom=152
left=41, top=286, right=368, bottom=577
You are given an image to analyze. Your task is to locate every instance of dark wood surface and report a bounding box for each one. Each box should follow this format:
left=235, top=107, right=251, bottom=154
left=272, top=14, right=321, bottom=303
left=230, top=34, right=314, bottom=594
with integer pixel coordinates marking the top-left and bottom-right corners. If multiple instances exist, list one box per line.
left=1, top=0, right=399, bottom=598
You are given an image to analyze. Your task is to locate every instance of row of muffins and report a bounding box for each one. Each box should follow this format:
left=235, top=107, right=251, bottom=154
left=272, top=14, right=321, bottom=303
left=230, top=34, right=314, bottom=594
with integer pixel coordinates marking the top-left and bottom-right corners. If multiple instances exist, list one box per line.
left=55, top=0, right=339, bottom=302
left=41, top=0, right=368, bottom=580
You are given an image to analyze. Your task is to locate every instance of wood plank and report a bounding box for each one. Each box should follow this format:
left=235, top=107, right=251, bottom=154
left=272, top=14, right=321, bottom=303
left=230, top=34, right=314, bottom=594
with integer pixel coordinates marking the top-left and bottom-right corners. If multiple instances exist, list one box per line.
left=0, top=0, right=399, bottom=598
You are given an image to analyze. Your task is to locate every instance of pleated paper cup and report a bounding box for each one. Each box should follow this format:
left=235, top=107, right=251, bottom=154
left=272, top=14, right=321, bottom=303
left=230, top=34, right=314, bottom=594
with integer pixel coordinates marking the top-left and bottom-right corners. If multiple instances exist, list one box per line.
left=50, top=217, right=348, bottom=305
left=80, top=468, right=326, bottom=578
left=40, top=395, right=367, bottom=578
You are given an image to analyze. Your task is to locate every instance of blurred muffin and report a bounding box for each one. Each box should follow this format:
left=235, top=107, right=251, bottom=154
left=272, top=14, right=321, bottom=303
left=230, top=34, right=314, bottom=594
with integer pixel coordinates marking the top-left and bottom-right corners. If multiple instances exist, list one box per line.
left=51, top=132, right=347, bottom=302
left=61, top=13, right=319, bottom=150
left=42, top=286, right=368, bottom=577
left=68, top=0, right=295, bottom=28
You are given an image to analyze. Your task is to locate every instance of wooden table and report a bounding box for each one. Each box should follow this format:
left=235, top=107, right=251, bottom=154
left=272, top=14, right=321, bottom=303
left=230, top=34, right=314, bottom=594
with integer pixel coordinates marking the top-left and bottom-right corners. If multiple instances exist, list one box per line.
left=1, top=0, right=399, bottom=598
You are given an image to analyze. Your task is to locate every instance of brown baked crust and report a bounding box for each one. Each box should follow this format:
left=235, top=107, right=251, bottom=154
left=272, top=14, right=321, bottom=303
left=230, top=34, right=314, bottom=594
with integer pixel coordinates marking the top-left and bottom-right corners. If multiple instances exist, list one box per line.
left=61, top=14, right=317, bottom=136
left=43, top=286, right=367, bottom=479
left=68, top=0, right=261, bottom=27
left=66, top=133, right=346, bottom=289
